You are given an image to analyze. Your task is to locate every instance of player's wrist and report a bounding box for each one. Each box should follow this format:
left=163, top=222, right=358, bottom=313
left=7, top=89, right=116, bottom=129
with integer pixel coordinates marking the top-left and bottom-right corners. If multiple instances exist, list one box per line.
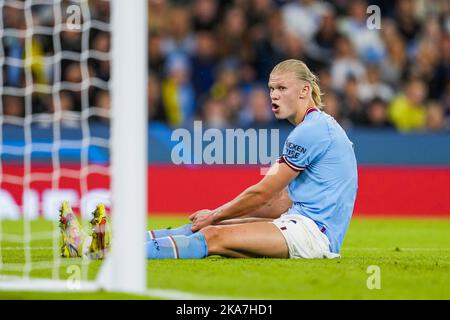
left=211, top=209, right=222, bottom=223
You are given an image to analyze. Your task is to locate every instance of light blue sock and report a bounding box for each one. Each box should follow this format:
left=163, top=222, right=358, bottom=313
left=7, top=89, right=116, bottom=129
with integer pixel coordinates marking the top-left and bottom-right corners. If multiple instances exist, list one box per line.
left=146, top=232, right=208, bottom=259
left=146, top=223, right=193, bottom=241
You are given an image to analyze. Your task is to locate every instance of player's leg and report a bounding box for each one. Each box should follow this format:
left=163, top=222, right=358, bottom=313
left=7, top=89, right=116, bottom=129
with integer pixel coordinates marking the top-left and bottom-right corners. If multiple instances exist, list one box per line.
left=146, top=232, right=208, bottom=259
left=201, top=222, right=289, bottom=258
left=146, top=221, right=289, bottom=259
left=145, top=223, right=193, bottom=240
left=145, top=217, right=276, bottom=241
left=145, top=189, right=291, bottom=239
left=216, top=217, right=274, bottom=225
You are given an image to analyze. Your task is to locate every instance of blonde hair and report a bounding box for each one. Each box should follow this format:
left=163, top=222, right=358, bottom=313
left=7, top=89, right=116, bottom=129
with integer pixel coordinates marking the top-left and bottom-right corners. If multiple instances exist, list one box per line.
left=271, top=59, right=323, bottom=108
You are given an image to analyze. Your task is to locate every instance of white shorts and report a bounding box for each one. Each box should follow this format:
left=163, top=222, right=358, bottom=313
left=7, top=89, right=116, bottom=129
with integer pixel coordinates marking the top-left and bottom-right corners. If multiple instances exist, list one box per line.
left=272, top=213, right=340, bottom=259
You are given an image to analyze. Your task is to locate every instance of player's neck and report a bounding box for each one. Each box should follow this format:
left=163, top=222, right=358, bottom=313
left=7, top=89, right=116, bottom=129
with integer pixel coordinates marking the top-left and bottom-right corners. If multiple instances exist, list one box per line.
left=291, top=101, right=317, bottom=126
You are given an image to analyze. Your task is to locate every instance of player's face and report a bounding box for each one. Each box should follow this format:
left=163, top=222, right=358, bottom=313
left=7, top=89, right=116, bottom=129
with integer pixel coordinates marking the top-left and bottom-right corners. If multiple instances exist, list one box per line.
left=268, top=71, right=305, bottom=123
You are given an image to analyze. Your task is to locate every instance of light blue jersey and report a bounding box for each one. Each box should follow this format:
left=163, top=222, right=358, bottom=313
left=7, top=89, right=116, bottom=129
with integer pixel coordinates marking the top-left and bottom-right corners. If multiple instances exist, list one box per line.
left=280, top=108, right=358, bottom=253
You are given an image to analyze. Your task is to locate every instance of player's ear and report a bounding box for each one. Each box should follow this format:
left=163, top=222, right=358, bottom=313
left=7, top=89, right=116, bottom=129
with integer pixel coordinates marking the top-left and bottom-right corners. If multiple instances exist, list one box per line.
left=299, top=84, right=309, bottom=99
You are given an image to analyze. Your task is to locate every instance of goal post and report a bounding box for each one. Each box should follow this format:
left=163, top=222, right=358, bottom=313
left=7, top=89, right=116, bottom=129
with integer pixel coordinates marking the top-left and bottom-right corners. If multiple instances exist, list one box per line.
left=103, top=0, right=148, bottom=294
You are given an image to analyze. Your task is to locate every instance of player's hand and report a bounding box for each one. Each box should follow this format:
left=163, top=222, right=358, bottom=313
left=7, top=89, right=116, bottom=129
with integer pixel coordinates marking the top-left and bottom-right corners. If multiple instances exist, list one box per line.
left=190, top=209, right=216, bottom=232
left=189, top=209, right=213, bottom=222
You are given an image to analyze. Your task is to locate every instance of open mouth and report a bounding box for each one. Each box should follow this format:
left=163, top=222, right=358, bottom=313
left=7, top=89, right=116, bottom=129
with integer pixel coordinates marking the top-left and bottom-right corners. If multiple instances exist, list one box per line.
left=271, top=103, right=280, bottom=112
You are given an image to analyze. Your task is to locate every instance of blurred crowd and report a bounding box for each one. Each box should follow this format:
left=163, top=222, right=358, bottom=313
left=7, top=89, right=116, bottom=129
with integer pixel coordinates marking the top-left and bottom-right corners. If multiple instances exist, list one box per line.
left=2, top=0, right=450, bottom=132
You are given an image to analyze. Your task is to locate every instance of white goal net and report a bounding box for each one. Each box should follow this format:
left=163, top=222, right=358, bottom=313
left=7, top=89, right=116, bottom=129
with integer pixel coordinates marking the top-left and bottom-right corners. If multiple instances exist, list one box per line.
left=0, top=0, right=147, bottom=294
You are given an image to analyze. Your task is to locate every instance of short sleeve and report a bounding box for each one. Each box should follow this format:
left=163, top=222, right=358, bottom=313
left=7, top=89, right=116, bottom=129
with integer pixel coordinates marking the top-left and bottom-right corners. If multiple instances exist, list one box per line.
left=280, top=121, right=331, bottom=171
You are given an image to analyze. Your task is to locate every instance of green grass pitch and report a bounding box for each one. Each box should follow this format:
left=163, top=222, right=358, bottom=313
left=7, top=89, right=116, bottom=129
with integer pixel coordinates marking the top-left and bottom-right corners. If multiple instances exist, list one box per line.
left=0, top=216, right=449, bottom=299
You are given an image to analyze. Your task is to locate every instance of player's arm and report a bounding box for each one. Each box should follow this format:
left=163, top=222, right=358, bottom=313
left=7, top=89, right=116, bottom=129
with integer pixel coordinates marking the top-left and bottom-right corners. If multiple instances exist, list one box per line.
left=241, top=188, right=292, bottom=219
left=190, top=162, right=299, bottom=232
left=192, top=188, right=291, bottom=224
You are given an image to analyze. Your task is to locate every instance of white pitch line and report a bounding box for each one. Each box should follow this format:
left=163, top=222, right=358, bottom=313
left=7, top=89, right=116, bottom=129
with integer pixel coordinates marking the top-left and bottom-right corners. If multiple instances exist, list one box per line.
left=1, top=247, right=54, bottom=251
left=0, top=275, right=248, bottom=300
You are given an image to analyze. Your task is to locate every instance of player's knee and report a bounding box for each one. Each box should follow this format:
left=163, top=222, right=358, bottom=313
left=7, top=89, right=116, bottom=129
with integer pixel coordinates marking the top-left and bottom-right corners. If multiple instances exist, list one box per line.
left=200, top=225, right=223, bottom=254
left=200, top=225, right=221, bottom=242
